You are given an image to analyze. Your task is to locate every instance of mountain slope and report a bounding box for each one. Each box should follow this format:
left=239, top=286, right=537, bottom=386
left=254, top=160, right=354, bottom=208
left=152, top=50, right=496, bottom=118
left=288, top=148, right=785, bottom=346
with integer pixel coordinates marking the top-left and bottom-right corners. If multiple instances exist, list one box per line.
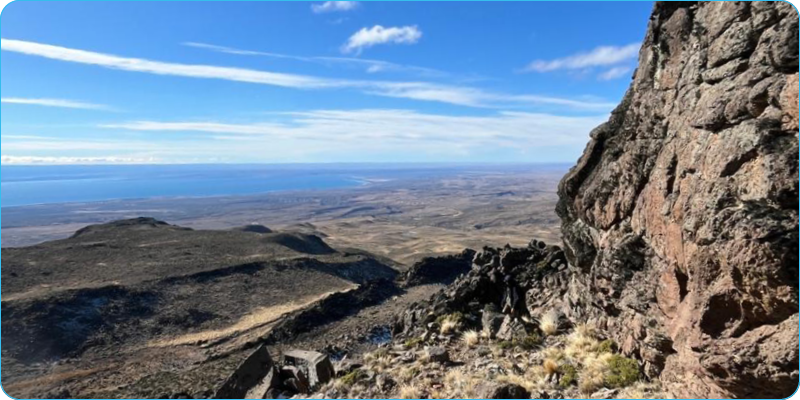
left=1, top=218, right=398, bottom=398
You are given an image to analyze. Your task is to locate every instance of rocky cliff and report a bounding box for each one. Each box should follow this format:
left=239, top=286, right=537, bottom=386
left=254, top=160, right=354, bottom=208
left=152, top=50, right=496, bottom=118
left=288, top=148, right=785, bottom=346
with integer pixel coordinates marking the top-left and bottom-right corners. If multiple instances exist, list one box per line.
left=555, top=1, right=799, bottom=398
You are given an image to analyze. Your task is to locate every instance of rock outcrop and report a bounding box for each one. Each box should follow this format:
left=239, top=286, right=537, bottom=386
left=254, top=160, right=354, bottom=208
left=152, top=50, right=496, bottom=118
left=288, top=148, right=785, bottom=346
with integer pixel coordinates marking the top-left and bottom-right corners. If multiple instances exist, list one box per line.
left=555, top=2, right=799, bottom=398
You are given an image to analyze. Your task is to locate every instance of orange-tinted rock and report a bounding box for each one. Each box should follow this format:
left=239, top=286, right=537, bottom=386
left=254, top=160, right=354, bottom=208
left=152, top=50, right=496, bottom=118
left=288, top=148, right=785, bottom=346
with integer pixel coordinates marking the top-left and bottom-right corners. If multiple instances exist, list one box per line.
left=556, top=2, right=799, bottom=398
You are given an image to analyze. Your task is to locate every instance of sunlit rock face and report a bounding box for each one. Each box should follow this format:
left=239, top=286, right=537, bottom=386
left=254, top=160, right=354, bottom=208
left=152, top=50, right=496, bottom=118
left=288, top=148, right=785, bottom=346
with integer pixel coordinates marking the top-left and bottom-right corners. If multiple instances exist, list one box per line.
left=554, top=2, right=799, bottom=398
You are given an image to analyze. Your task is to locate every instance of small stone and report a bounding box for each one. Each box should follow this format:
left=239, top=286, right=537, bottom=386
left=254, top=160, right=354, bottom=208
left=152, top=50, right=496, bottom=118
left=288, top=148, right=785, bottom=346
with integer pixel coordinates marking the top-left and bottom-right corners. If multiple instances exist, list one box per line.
left=426, top=346, right=449, bottom=363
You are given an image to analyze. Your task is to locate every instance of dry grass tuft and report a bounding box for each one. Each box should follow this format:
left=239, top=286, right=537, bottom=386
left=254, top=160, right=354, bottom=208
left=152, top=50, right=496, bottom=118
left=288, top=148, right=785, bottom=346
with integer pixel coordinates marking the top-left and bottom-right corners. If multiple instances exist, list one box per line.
left=616, top=381, right=666, bottom=399
left=398, top=384, right=423, bottom=399
left=539, top=311, right=560, bottom=336
left=543, top=358, right=560, bottom=376
left=443, top=368, right=480, bottom=398
left=440, top=318, right=459, bottom=335
left=578, top=352, right=613, bottom=394
left=462, top=330, right=480, bottom=348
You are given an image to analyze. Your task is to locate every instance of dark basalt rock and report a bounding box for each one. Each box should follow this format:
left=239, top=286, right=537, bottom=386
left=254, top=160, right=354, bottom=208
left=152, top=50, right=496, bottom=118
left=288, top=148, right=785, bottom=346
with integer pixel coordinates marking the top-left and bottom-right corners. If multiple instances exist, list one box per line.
left=401, top=249, right=476, bottom=287
left=555, top=2, right=799, bottom=398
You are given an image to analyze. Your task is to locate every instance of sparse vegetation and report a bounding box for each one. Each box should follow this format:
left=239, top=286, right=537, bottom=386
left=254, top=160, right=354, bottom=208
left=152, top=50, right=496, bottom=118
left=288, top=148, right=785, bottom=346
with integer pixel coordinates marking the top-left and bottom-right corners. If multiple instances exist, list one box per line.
left=404, top=337, right=423, bottom=348
left=462, top=330, right=480, bottom=348
left=497, top=340, right=515, bottom=350
left=518, top=332, right=542, bottom=350
left=605, top=354, right=640, bottom=388
left=597, top=339, right=617, bottom=353
left=558, top=364, right=578, bottom=388
left=398, top=384, right=422, bottom=399
left=539, top=311, right=560, bottom=336
left=543, top=358, right=560, bottom=375
left=440, top=318, right=459, bottom=335
left=338, top=369, right=365, bottom=387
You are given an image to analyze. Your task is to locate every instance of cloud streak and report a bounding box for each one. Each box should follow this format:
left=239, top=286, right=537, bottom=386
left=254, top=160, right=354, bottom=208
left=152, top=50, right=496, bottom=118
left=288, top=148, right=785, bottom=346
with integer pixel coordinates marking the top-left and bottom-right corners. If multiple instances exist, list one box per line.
left=598, top=66, right=632, bottom=81
left=1, top=97, right=111, bottom=110
left=1, top=155, right=158, bottom=165
left=342, top=25, right=422, bottom=54
left=311, top=1, right=358, bottom=14
left=182, top=42, right=445, bottom=77
left=2, top=38, right=614, bottom=110
left=522, top=43, right=640, bottom=73
left=101, top=108, right=607, bottom=147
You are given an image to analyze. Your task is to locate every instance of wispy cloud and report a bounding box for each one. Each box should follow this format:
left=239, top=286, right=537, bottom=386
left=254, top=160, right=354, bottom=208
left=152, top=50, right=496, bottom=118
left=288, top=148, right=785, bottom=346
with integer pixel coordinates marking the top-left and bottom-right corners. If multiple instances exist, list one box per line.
left=6, top=109, right=607, bottom=164
left=312, top=1, right=358, bottom=14
left=521, top=43, right=640, bottom=73
left=2, top=38, right=613, bottom=110
left=101, top=108, right=607, bottom=147
left=342, top=25, right=422, bottom=54
left=598, top=66, right=632, bottom=81
left=1, top=155, right=158, bottom=165
left=182, top=42, right=445, bottom=77
left=1, top=97, right=111, bottom=110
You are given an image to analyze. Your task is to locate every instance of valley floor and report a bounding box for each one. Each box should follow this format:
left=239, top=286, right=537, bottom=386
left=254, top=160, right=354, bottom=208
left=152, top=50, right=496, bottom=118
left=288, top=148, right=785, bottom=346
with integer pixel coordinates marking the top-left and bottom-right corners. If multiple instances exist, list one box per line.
left=1, top=167, right=563, bottom=267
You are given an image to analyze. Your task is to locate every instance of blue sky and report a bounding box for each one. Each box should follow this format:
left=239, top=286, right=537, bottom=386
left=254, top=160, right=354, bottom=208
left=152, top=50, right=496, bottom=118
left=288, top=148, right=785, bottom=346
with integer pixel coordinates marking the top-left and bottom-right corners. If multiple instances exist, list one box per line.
left=0, top=1, right=653, bottom=164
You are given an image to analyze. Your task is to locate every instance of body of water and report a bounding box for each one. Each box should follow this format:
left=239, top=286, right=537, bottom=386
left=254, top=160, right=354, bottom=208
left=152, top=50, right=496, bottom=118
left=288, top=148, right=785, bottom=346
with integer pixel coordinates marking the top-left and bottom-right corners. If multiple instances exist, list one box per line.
left=0, top=165, right=368, bottom=208
left=0, top=163, right=568, bottom=208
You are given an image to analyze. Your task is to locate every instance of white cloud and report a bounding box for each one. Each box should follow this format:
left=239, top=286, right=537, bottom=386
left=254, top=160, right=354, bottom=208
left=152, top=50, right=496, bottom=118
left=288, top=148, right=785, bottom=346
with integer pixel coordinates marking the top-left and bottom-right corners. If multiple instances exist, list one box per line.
left=312, top=1, right=358, bottom=14
left=1, top=155, right=158, bottom=165
left=598, top=66, right=632, bottom=81
left=342, top=25, right=422, bottom=54
left=2, top=38, right=613, bottom=110
left=1, top=97, right=111, bottom=110
left=522, top=43, right=640, bottom=72
left=101, top=108, right=606, bottom=147
left=1, top=38, right=335, bottom=89
left=182, top=42, right=445, bottom=77
left=6, top=109, right=608, bottom=163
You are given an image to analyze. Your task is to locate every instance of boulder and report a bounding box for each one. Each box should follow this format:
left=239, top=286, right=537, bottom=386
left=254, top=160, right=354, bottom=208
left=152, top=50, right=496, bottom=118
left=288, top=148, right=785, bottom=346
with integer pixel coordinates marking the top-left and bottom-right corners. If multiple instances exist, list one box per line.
left=279, top=366, right=309, bottom=394
left=426, top=346, right=449, bottom=363
left=481, top=305, right=505, bottom=339
left=496, top=316, right=528, bottom=342
left=282, top=349, right=335, bottom=390
left=213, top=345, right=277, bottom=399
left=402, top=249, right=476, bottom=287
left=476, top=382, right=530, bottom=399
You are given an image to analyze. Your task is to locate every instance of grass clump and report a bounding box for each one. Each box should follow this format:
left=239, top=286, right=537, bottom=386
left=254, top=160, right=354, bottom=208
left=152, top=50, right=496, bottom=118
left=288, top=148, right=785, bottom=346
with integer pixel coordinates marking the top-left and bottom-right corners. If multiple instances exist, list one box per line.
left=398, top=384, right=422, bottom=399
left=605, top=354, right=640, bottom=388
left=339, top=369, right=366, bottom=387
left=539, top=311, right=560, bottom=336
left=497, top=340, right=515, bottom=350
left=435, top=312, right=464, bottom=326
left=517, top=333, right=543, bottom=350
left=404, top=337, right=423, bottom=348
left=436, top=312, right=464, bottom=335
left=597, top=339, right=617, bottom=353
left=462, top=330, right=480, bottom=348
left=558, top=364, right=578, bottom=388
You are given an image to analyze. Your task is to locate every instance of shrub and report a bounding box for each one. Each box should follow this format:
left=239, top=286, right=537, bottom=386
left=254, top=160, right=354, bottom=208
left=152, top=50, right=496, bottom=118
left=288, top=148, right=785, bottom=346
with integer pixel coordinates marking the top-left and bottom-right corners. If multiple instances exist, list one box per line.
left=605, top=354, right=640, bottom=388
left=517, top=333, right=542, bottom=350
left=497, top=340, right=515, bottom=350
left=597, top=339, right=617, bottom=353
left=404, top=337, right=423, bottom=348
left=339, top=369, right=365, bottom=387
left=558, top=364, right=578, bottom=388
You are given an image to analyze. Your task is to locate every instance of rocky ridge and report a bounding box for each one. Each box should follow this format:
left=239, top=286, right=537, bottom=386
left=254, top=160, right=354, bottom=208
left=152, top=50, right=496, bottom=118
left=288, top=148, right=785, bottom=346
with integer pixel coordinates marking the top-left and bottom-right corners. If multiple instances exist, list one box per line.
left=556, top=1, right=799, bottom=398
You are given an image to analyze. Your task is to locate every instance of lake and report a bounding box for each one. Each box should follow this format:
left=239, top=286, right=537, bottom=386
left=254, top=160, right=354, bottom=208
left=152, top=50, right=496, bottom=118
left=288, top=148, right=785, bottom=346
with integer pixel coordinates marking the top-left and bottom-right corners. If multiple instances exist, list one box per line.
left=0, top=163, right=568, bottom=208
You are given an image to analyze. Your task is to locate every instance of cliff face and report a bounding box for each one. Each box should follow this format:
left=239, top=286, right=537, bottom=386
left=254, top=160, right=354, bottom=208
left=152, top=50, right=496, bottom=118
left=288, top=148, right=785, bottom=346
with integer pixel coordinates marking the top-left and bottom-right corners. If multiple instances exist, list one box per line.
left=555, top=2, right=799, bottom=398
